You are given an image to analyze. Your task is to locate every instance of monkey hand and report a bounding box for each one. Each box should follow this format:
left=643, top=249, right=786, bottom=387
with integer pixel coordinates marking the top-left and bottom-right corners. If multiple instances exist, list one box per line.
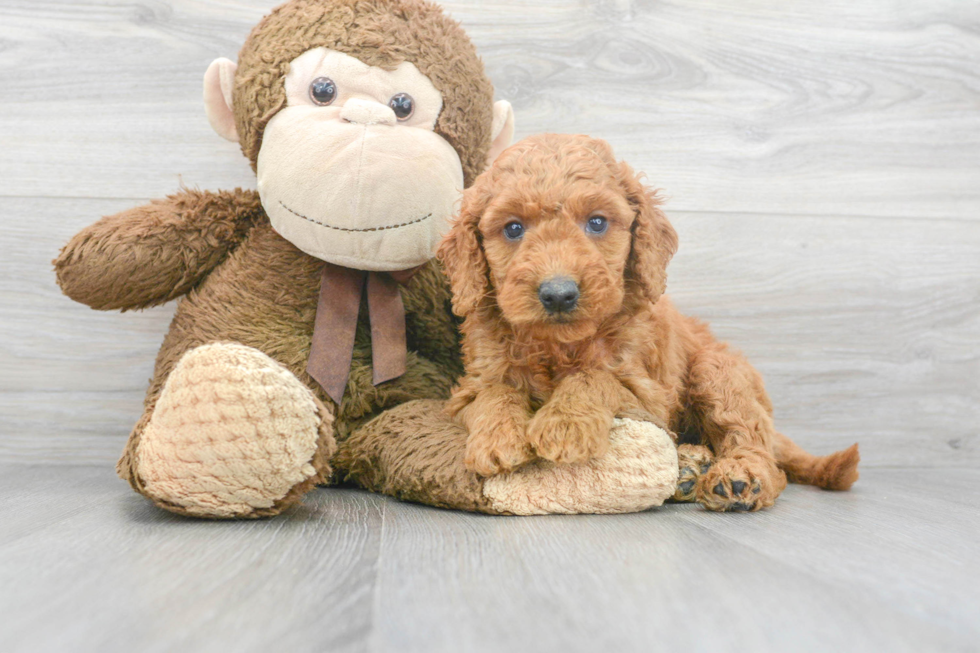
left=55, top=188, right=260, bottom=311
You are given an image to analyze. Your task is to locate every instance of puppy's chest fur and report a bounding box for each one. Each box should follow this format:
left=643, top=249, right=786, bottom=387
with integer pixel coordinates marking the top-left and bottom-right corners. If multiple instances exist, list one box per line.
left=513, top=338, right=618, bottom=407
left=475, top=317, right=656, bottom=408
left=460, top=299, right=690, bottom=423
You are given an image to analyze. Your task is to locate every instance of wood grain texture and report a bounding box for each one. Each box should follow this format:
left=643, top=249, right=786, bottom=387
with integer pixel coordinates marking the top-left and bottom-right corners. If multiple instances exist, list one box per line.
left=0, top=465, right=387, bottom=653
left=669, top=211, right=980, bottom=465
left=0, top=466, right=976, bottom=652
left=1, top=0, right=978, bottom=217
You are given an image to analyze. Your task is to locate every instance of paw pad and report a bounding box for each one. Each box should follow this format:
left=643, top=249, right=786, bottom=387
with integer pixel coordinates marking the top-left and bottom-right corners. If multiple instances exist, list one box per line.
left=696, top=453, right=786, bottom=512
left=136, top=343, right=331, bottom=517
left=673, top=444, right=716, bottom=503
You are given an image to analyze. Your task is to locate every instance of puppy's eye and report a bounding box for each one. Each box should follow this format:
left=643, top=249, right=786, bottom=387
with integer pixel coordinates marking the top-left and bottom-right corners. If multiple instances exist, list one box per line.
left=503, top=221, right=525, bottom=241
left=389, top=93, right=415, bottom=121
left=585, top=215, right=608, bottom=235
left=309, top=77, right=337, bottom=105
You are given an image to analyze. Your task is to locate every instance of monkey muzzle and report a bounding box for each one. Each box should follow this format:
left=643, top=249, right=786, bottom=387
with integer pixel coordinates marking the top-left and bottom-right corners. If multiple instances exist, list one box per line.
left=257, top=107, right=464, bottom=271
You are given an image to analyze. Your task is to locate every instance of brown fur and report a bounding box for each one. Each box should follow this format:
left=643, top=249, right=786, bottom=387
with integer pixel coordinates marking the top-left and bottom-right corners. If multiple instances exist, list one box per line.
left=438, top=134, right=860, bottom=511
left=234, top=0, right=494, bottom=186
left=54, top=188, right=263, bottom=311
left=334, top=399, right=501, bottom=513
left=53, top=0, right=494, bottom=517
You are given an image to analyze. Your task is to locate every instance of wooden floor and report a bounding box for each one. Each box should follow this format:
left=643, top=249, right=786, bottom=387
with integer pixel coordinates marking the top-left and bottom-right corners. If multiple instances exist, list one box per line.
left=0, top=465, right=977, bottom=652
left=1, top=0, right=979, bottom=651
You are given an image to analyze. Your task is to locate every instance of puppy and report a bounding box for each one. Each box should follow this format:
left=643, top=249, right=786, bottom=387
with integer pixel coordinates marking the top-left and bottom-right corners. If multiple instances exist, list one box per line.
left=437, top=133, right=859, bottom=511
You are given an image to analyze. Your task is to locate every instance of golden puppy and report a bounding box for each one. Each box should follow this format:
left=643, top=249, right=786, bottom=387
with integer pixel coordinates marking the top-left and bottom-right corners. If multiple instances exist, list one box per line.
left=437, top=133, right=859, bottom=511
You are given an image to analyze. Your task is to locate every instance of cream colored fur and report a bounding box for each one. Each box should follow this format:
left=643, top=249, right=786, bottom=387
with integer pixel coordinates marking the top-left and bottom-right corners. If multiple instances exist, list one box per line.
left=487, top=100, right=515, bottom=166
left=283, top=48, right=445, bottom=129
left=256, top=48, right=465, bottom=271
left=203, top=57, right=238, bottom=142
left=482, top=418, right=679, bottom=515
left=136, top=343, right=327, bottom=518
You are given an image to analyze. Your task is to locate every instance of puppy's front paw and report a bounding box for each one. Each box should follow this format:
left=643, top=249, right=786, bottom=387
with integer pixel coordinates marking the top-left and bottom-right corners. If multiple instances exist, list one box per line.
left=526, top=404, right=612, bottom=464
left=464, top=421, right=533, bottom=477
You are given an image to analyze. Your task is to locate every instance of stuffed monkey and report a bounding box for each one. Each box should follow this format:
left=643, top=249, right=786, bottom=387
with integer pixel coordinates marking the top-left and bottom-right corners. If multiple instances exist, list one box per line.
left=54, top=0, right=679, bottom=518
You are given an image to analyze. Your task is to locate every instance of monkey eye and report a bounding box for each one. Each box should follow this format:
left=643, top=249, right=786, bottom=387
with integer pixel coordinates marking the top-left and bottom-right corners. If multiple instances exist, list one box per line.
left=388, top=93, right=415, bottom=121
left=585, top=215, right=609, bottom=235
left=309, top=77, right=337, bottom=106
left=503, top=221, right=525, bottom=241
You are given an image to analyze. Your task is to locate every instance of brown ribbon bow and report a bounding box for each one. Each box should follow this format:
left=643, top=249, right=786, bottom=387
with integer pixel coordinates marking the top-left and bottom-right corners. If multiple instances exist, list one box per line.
left=307, top=263, right=419, bottom=405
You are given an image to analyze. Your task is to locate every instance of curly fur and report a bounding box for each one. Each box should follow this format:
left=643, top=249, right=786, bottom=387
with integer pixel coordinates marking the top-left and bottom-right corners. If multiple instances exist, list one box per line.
left=53, top=0, right=492, bottom=517
left=438, top=134, right=860, bottom=511
left=234, top=0, right=494, bottom=186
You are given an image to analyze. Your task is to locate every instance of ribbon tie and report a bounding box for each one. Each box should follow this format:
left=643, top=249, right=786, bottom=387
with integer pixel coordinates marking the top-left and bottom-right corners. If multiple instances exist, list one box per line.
left=306, top=263, right=418, bottom=405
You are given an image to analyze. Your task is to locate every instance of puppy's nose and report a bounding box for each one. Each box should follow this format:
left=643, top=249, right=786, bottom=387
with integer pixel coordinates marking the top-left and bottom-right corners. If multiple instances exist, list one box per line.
left=538, top=277, right=579, bottom=314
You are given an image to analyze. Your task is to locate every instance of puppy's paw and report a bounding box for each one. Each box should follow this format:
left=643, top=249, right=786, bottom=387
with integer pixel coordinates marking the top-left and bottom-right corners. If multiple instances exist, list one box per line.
left=464, top=421, right=533, bottom=477
left=696, top=450, right=787, bottom=512
left=673, top=444, right=715, bottom=503
left=526, top=404, right=612, bottom=465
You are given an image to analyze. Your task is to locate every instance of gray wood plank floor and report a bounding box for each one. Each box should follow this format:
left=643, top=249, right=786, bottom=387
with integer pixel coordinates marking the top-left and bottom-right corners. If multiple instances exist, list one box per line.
left=0, top=465, right=977, bottom=653
left=1, top=1, right=978, bottom=651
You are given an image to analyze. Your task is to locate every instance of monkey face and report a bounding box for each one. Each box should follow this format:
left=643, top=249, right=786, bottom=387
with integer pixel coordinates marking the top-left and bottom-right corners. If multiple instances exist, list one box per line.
left=256, top=48, right=465, bottom=271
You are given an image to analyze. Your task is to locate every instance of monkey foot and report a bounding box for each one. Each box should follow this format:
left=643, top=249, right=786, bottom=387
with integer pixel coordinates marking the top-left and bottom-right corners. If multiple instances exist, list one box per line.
left=482, top=417, right=679, bottom=515
left=135, top=342, right=335, bottom=518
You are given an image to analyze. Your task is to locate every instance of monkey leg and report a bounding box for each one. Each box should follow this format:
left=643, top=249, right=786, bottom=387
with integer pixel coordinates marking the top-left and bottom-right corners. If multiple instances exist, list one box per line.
left=118, top=342, right=336, bottom=518
left=335, top=400, right=679, bottom=515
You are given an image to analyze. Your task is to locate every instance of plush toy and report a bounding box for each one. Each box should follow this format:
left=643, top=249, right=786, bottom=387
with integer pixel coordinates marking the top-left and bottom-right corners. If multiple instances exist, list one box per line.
left=54, top=0, right=679, bottom=518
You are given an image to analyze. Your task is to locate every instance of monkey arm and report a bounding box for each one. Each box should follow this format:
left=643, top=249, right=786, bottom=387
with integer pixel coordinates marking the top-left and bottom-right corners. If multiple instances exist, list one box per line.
left=54, top=188, right=262, bottom=311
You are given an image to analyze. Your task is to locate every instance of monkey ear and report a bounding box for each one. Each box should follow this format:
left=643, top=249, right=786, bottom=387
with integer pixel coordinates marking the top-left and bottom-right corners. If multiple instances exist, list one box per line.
left=204, top=57, right=239, bottom=142
left=436, top=188, right=491, bottom=317
left=486, top=100, right=515, bottom=166
left=621, top=163, right=679, bottom=304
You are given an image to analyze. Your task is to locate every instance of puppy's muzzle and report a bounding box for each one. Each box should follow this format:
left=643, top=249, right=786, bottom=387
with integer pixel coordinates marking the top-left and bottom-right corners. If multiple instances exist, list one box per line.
left=538, top=277, right=579, bottom=314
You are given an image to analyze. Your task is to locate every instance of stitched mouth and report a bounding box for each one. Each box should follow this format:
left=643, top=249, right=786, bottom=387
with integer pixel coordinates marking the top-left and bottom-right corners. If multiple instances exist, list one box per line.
left=278, top=201, right=432, bottom=233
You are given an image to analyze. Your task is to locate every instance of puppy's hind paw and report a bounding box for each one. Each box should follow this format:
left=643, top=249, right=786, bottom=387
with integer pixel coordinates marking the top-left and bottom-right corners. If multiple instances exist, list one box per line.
left=672, top=444, right=714, bottom=503
left=696, top=451, right=787, bottom=512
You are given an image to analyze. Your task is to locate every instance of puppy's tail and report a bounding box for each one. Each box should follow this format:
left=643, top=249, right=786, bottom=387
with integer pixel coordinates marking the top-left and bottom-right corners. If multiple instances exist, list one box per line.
left=773, top=431, right=860, bottom=491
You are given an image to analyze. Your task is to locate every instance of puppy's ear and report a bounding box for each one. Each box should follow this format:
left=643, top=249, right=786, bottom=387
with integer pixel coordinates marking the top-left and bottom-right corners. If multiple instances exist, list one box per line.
left=620, top=162, right=679, bottom=303
left=437, top=183, right=492, bottom=317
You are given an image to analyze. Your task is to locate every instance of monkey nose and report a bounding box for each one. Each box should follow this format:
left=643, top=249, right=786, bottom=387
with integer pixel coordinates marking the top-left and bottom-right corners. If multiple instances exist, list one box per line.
left=538, top=277, right=580, bottom=314
left=340, top=98, right=397, bottom=126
